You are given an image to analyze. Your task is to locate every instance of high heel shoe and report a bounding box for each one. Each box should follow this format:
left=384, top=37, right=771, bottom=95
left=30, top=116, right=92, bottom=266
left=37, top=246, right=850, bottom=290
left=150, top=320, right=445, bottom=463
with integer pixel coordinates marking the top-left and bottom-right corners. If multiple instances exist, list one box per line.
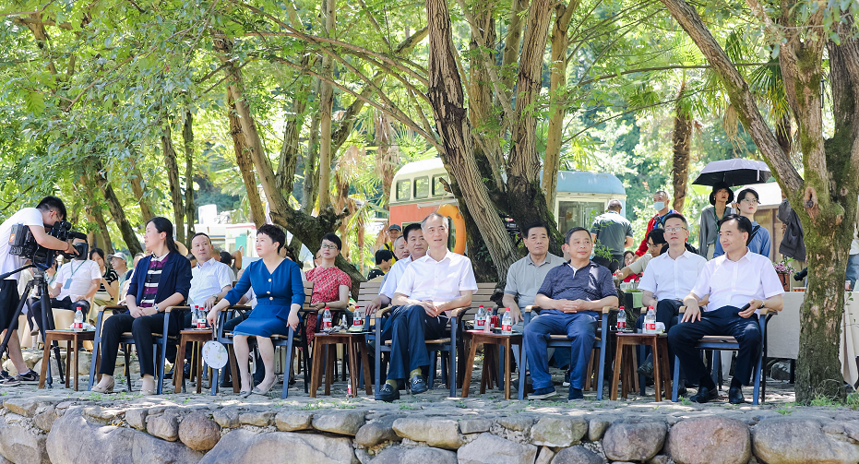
left=91, top=378, right=115, bottom=394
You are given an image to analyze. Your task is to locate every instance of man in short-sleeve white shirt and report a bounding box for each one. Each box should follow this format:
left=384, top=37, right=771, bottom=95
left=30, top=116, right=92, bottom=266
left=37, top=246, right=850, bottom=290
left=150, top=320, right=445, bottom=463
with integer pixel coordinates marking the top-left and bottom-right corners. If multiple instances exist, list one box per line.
left=365, top=224, right=427, bottom=314
left=189, top=233, right=233, bottom=309
left=49, top=239, right=101, bottom=311
left=377, top=213, right=477, bottom=401
left=668, top=215, right=784, bottom=404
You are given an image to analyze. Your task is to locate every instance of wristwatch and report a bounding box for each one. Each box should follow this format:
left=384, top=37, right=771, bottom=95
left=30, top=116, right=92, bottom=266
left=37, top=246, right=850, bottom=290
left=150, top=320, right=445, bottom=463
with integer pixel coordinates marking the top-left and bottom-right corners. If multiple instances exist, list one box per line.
left=758, top=300, right=765, bottom=309
left=154, top=304, right=160, bottom=313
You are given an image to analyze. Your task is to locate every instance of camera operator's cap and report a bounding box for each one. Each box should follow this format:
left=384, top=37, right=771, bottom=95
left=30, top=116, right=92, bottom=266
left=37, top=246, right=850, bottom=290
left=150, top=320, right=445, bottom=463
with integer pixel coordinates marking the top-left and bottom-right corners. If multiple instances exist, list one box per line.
left=388, top=224, right=402, bottom=232
left=108, top=252, right=128, bottom=263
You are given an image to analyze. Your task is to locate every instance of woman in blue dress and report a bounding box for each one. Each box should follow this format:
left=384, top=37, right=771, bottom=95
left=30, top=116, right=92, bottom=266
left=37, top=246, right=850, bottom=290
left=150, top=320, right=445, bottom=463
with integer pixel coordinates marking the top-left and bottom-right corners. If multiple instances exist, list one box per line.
left=207, top=224, right=304, bottom=396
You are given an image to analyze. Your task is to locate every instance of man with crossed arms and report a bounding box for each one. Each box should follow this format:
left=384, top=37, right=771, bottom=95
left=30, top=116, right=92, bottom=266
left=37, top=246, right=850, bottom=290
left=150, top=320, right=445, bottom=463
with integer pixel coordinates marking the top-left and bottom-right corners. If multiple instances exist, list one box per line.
left=669, top=214, right=783, bottom=404
left=378, top=213, right=477, bottom=402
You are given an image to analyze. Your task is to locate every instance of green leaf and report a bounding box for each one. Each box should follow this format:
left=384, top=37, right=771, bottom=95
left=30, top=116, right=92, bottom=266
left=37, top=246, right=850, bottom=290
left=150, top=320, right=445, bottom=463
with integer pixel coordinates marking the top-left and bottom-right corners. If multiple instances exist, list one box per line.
left=24, top=91, right=46, bottom=115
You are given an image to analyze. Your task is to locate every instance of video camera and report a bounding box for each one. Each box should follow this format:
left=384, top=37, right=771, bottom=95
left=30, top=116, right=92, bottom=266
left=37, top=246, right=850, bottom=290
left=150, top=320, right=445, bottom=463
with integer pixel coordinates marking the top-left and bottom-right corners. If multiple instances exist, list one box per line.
left=8, top=220, right=87, bottom=271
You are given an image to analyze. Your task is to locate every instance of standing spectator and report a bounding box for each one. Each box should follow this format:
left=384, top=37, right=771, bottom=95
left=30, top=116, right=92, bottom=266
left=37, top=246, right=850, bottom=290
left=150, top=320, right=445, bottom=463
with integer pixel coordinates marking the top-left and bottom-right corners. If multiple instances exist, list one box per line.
left=777, top=194, right=806, bottom=264
left=92, top=217, right=192, bottom=395
left=368, top=249, right=394, bottom=280
left=304, top=234, right=352, bottom=342
left=635, top=191, right=676, bottom=257
left=847, top=208, right=859, bottom=290
left=698, top=182, right=735, bottom=259
left=90, top=248, right=119, bottom=308
left=590, top=199, right=634, bottom=272
left=380, top=224, right=402, bottom=263
left=713, top=188, right=770, bottom=259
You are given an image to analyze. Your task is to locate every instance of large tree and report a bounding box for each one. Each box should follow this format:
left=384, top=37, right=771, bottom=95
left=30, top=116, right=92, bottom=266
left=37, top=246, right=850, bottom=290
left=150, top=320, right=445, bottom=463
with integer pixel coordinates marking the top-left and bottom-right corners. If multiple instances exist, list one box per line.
left=659, top=0, right=859, bottom=402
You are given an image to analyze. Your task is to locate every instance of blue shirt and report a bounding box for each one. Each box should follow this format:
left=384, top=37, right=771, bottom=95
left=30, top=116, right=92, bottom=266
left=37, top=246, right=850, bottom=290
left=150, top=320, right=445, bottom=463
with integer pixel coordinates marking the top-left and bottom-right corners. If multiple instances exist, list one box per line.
left=713, top=220, right=771, bottom=259
left=536, top=261, right=618, bottom=316
left=224, top=259, right=305, bottom=321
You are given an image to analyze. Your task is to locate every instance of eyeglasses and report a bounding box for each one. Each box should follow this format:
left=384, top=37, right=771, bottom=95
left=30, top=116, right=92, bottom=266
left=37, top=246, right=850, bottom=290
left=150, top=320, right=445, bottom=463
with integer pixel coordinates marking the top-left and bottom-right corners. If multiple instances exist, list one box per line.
left=320, top=244, right=338, bottom=250
left=665, top=226, right=687, bottom=233
left=741, top=198, right=759, bottom=205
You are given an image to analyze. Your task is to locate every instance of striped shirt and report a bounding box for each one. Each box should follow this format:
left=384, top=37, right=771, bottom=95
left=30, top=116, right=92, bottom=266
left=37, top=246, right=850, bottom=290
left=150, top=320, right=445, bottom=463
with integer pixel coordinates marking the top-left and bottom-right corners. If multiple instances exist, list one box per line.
left=139, top=253, right=169, bottom=308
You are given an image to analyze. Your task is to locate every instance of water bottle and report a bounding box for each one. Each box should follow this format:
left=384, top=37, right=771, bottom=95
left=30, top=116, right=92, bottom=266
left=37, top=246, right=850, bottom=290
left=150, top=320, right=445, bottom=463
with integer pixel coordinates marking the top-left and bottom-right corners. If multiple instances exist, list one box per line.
left=483, top=308, right=492, bottom=333
left=644, top=306, right=656, bottom=334
left=475, top=305, right=486, bottom=330
left=501, top=309, right=512, bottom=335
left=353, top=306, right=364, bottom=329
left=322, top=306, right=332, bottom=330
left=73, top=309, right=84, bottom=331
left=617, top=306, right=627, bottom=332
left=196, top=305, right=207, bottom=329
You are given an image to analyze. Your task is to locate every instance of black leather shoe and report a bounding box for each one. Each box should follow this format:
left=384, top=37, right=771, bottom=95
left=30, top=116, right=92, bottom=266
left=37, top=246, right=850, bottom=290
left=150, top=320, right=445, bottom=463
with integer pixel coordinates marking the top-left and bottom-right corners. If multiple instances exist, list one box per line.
left=410, top=375, right=428, bottom=394
left=377, top=383, right=400, bottom=402
left=689, top=386, right=719, bottom=403
left=729, top=386, right=745, bottom=404
left=637, top=360, right=654, bottom=380
left=676, top=386, right=687, bottom=397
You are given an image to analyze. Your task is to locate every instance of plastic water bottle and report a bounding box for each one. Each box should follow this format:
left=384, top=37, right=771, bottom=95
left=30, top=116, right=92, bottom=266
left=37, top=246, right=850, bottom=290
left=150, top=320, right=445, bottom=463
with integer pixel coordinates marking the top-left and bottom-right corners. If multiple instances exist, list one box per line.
left=196, top=305, right=207, bottom=329
left=475, top=305, right=486, bottom=330
left=617, top=306, right=627, bottom=332
left=483, top=309, right=492, bottom=333
left=322, top=306, right=332, bottom=330
left=353, top=306, right=364, bottom=329
left=644, top=306, right=656, bottom=334
left=501, top=309, right=512, bottom=335
left=73, top=309, right=84, bottom=331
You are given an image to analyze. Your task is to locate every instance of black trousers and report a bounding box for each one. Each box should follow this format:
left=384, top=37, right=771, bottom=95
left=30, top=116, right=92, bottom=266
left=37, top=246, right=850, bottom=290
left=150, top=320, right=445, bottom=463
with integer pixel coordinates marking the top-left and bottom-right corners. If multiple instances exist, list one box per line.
left=593, top=254, right=623, bottom=273
left=667, top=305, right=761, bottom=386
left=385, top=305, right=449, bottom=381
left=98, top=312, right=179, bottom=377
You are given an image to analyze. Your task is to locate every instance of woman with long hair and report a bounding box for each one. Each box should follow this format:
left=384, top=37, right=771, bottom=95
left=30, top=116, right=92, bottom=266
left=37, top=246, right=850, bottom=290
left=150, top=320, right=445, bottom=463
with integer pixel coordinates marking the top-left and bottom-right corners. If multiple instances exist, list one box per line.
left=206, top=224, right=304, bottom=397
left=92, top=217, right=192, bottom=395
left=90, top=248, right=119, bottom=306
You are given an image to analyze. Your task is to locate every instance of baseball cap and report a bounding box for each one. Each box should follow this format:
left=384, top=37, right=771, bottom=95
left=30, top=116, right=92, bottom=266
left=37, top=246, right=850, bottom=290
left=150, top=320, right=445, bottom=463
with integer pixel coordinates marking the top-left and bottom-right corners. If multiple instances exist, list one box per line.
left=388, top=224, right=402, bottom=232
left=108, top=252, right=128, bottom=263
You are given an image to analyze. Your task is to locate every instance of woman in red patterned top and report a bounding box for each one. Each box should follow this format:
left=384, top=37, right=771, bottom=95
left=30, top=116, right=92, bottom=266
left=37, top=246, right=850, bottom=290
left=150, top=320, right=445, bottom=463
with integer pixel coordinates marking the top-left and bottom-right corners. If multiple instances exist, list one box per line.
left=304, top=233, right=352, bottom=342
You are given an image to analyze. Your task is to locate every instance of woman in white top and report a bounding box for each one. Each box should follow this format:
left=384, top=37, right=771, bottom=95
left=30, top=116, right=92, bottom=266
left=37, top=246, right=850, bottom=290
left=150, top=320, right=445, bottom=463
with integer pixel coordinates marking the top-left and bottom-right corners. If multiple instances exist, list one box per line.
left=614, top=229, right=668, bottom=281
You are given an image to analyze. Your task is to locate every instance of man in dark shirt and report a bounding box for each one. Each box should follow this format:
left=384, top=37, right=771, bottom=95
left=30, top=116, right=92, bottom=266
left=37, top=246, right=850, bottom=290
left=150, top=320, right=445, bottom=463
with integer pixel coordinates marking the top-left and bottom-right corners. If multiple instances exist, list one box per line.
left=525, top=227, right=619, bottom=400
left=590, top=199, right=634, bottom=272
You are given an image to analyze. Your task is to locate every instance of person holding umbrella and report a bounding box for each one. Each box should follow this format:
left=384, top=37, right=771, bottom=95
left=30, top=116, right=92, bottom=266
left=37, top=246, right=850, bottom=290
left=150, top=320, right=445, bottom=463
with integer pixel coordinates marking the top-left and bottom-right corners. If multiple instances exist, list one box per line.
left=698, top=182, right=736, bottom=259
left=713, top=188, right=771, bottom=259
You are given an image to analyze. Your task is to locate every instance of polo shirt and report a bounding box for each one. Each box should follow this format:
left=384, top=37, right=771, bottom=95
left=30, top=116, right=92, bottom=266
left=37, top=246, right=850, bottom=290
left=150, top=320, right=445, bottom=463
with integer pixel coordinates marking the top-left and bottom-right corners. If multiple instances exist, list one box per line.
left=54, top=259, right=101, bottom=300
left=189, top=258, right=233, bottom=305
left=638, top=249, right=707, bottom=301
left=380, top=255, right=413, bottom=299
left=395, top=250, right=478, bottom=313
left=536, top=260, right=617, bottom=316
left=590, top=210, right=633, bottom=255
left=691, top=248, right=784, bottom=313
left=504, top=253, right=566, bottom=308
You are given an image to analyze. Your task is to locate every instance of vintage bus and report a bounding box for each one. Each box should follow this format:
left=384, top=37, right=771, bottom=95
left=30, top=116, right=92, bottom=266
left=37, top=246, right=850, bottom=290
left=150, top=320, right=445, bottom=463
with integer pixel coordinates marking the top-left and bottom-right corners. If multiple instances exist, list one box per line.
left=389, top=158, right=627, bottom=247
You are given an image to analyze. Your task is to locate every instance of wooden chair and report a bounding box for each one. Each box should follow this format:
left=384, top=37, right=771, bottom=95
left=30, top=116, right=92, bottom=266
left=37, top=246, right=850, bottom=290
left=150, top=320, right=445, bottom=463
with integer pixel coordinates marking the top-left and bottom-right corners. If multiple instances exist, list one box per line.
left=517, top=305, right=617, bottom=400
left=670, top=306, right=774, bottom=405
left=87, top=305, right=188, bottom=394
left=373, top=282, right=498, bottom=398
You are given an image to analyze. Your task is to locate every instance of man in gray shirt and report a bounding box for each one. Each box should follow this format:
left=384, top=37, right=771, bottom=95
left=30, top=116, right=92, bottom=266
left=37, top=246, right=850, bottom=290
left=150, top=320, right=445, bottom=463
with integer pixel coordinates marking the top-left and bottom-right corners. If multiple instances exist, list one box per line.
left=590, top=199, right=634, bottom=272
left=503, top=222, right=567, bottom=366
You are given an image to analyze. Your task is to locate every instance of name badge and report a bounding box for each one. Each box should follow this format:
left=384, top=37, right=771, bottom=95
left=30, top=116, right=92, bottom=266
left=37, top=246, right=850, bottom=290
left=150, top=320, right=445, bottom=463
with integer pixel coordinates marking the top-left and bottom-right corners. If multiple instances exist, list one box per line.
left=63, top=278, right=73, bottom=289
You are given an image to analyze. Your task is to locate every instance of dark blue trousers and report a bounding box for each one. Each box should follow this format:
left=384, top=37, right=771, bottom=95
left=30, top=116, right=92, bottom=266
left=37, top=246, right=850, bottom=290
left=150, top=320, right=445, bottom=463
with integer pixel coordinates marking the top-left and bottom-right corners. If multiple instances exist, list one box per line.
left=523, top=311, right=599, bottom=390
left=667, top=305, right=761, bottom=386
left=386, top=305, right=448, bottom=381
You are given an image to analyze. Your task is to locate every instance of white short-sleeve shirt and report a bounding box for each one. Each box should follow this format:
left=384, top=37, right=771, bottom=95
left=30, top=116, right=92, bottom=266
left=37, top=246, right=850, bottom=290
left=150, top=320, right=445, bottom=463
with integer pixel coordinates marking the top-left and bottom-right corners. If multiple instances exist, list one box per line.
left=189, top=258, right=234, bottom=305
left=0, top=208, right=46, bottom=280
left=54, top=259, right=102, bottom=301
left=395, top=250, right=478, bottom=313
left=691, top=249, right=784, bottom=313
left=638, top=250, right=707, bottom=301
left=380, top=255, right=413, bottom=299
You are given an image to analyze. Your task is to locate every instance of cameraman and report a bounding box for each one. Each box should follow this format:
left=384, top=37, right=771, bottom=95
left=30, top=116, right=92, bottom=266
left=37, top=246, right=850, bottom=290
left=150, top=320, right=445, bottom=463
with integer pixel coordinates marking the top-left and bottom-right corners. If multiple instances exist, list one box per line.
left=0, top=196, right=76, bottom=386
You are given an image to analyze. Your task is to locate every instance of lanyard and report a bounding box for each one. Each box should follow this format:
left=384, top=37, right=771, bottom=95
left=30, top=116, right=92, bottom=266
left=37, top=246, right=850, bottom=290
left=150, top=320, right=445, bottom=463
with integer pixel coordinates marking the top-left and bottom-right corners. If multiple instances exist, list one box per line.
left=69, top=260, right=85, bottom=278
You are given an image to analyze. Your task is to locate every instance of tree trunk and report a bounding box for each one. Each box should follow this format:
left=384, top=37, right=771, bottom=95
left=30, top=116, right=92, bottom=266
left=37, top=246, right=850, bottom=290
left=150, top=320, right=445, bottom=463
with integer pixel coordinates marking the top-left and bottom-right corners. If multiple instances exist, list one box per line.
left=426, top=0, right=518, bottom=280
left=543, top=1, right=577, bottom=212
left=500, top=0, right=529, bottom=96
left=277, top=55, right=313, bottom=197
left=374, top=111, right=398, bottom=202
left=226, top=86, right=267, bottom=228
left=161, top=121, right=185, bottom=245
left=128, top=162, right=154, bottom=220
left=505, top=0, right=564, bottom=256
left=82, top=175, right=114, bottom=253
left=659, top=0, right=859, bottom=403
left=302, top=78, right=323, bottom=214
left=317, top=0, right=336, bottom=210
left=91, top=161, right=143, bottom=256
left=672, top=80, right=692, bottom=212
left=183, top=110, right=196, bottom=239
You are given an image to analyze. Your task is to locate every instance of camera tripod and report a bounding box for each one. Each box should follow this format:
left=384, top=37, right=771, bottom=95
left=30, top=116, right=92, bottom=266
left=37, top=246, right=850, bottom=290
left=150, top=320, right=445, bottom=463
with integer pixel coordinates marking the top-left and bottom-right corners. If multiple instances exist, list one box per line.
left=0, top=265, right=65, bottom=388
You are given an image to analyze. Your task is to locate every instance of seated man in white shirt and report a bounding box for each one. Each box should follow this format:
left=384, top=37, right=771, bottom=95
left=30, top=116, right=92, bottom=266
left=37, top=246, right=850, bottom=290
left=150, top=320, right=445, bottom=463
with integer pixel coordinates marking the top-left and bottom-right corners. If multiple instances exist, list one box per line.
left=669, top=214, right=784, bottom=404
left=637, top=213, right=706, bottom=385
left=365, top=223, right=426, bottom=314
left=379, top=213, right=477, bottom=401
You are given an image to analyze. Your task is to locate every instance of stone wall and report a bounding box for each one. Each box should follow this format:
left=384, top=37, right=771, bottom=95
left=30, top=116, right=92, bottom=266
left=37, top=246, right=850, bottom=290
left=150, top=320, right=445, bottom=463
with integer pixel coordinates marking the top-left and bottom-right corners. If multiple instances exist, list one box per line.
left=2, top=397, right=859, bottom=464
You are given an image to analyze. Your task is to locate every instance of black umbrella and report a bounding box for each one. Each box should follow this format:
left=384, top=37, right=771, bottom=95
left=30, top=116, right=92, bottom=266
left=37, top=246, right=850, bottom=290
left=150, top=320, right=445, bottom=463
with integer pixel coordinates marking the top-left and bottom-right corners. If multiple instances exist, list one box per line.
left=692, top=159, right=771, bottom=187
